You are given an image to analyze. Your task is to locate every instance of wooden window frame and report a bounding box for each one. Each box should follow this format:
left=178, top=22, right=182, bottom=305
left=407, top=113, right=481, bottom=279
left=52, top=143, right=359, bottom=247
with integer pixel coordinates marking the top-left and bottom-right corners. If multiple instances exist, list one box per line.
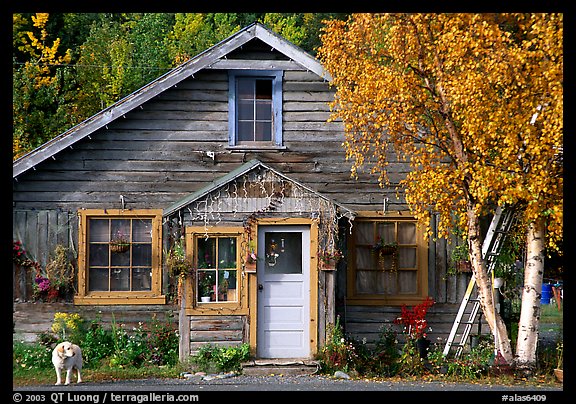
left=74, top=209, right=165, bottom=305
left=184, top=227, right=248, bottom=316
left=346, top=213, right=428, bottom=306
left=227, top=70, right=284, bottom=150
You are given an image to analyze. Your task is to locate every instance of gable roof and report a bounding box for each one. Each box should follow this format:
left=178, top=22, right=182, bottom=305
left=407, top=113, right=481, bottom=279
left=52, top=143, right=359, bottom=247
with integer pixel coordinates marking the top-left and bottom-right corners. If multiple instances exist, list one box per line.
left=13, top=22, right=331, bottom=178
left=163, top=159, right=356, bottom=219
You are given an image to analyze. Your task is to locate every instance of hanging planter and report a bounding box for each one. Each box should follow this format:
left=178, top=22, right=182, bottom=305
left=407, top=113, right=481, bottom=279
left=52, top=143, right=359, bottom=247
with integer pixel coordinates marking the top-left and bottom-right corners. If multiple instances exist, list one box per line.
left=318, top=248, right=343, bottom=271
left=372, top=240, right=398, bottom=272
left=379, top=245, right=397, bottom=255
left=245, top=252, right=257, bottom=272
left=110, top=241, right=130, bottom=253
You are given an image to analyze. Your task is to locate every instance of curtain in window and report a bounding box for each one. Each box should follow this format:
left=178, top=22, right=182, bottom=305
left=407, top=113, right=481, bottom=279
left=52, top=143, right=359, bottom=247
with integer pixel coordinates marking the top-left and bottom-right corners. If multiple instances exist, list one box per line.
left=354, top=220, right=418, bottom=295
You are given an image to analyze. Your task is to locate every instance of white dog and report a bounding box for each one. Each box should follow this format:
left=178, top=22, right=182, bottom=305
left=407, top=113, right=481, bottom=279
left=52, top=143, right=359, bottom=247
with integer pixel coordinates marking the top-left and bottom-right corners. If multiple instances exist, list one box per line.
left=52, top=341, right=83, bottom=385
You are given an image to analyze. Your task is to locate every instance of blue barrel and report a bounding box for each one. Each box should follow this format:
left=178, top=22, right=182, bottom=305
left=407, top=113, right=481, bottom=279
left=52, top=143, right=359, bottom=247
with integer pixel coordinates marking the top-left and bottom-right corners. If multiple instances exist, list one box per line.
left=541, top=283, right=553, bottom=304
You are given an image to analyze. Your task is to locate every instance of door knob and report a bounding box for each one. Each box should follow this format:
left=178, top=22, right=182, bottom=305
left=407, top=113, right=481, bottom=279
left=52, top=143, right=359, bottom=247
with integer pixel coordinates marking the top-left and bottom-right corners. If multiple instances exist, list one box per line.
left=258, top=283, right=263, bottom=291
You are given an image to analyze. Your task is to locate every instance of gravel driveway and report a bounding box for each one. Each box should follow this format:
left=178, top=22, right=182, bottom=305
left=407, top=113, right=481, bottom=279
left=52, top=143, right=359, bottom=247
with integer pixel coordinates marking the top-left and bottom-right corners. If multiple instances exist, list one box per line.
left=14, top=373, right=563, bottom=392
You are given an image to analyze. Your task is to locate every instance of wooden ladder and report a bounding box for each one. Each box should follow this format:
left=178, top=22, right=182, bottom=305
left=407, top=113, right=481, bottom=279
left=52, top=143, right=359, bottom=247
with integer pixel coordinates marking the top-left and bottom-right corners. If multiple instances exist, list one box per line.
left=442, top=206, right=516, bottom=358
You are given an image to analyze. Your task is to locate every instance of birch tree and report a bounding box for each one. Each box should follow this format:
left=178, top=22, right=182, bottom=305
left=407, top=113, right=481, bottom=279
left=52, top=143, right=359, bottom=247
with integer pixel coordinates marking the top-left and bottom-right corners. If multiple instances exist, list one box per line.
left=318, top=13, right=562, bottom=367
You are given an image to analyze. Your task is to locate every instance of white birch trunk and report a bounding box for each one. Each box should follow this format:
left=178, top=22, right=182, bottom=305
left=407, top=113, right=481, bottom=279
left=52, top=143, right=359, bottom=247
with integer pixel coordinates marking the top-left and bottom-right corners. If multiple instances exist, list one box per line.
left=467, top=207, right=513, bottom=364
left=514, top=216, right=545, bottom=374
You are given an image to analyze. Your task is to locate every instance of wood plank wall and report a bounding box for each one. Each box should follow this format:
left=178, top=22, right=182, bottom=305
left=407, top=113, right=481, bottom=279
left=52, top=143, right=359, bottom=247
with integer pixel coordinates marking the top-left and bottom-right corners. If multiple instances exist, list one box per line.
left=13, top=302, right=178, bottom=343
left=12, top=68, right=407, bottom=213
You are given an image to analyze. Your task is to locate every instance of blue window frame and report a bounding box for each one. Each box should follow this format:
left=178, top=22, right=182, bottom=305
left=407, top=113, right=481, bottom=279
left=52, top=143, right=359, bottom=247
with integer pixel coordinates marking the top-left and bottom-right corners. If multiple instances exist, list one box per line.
left=228, top=70, right=283, bottom=147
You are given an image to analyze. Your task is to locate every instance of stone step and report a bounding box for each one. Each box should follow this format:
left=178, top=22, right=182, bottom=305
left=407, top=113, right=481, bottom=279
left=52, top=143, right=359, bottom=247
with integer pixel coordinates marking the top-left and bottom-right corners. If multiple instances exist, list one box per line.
left=241, top=359, right=320, bottom=376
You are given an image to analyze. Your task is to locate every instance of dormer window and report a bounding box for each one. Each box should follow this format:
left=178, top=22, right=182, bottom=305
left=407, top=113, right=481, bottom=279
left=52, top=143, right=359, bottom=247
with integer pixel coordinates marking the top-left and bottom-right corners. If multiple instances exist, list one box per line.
left=228, top=71, right=283, bottom=149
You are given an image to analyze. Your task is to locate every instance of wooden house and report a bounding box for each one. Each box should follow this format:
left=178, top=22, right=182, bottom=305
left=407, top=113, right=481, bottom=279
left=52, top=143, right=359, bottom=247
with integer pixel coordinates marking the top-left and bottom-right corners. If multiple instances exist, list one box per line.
left=13, top=23, right=477, bottom=360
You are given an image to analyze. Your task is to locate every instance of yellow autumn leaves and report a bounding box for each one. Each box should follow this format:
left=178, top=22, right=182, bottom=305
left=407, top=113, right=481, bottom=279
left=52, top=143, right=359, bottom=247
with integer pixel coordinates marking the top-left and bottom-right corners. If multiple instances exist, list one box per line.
left=17, top=13, right=72, bottom=90
left=318, top=13, right=562, bottom=250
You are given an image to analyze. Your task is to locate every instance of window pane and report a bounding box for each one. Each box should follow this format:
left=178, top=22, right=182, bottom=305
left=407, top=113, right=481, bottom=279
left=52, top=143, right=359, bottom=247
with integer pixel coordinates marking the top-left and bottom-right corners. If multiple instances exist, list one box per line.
left=255, top=79, right=272, bottom=99
left=238, top=100, right=254, bottom=120
left=355, top=247, right=373, bottom=270
left=88, top=268, right=109, bottom=291
left=237, top=78, right=253, bottom=99
left=264, top=232, right=301, bottom=274
left=381, top=271, right=398, bottom=294
left=198, top=238, right=216, bottom=269
left=111, top=248, right=130, bottom=266
left=218, top=269, right=237, bottom=302
left=89, top=244, right=109, bottom=266
left=255, top=100, right=271, bottom=120
left=354, top=222, right=373, bottom=245
left=110, top=268, right=130, bottom=291
left=198, top=270, right=216, bottom=300
left=111, top=219, right=130, bottom=243
left=237, top=121, right=254, bottom=141
left=357, top=271, right=399, bottom=295
left=218, top=238, right=236, bottom=268
left=398, top=222, right=416, bottom=244
left=398, top=247, right=417, bottom=269
left=89, top=219, right=109, bottom=242
left=376, top=222, right=395, bottom=244
left=132, top=244, right=152, bottom=266
left=133, top=220, right=152, bottom=242
left=132, top=268, right=151, bottom=291
left=255, top=121, right=272, bottom=141
left=398, top=271, right=417, bottom=293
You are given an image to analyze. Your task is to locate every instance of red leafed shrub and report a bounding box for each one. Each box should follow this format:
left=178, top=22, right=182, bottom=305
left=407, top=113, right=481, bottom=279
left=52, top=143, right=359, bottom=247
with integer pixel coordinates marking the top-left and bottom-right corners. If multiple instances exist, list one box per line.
left=394, top=296, right=435, bottom=340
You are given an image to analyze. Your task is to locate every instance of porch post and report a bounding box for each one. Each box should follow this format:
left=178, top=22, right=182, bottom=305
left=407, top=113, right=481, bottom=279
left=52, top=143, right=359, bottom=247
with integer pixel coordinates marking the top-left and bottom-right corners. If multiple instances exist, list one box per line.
left=178, top=280, right=191, bottom=362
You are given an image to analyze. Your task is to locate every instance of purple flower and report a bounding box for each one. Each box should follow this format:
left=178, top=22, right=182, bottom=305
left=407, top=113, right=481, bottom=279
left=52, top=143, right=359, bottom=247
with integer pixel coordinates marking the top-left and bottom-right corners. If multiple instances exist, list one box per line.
left=35, top=276, right=51, bottom=292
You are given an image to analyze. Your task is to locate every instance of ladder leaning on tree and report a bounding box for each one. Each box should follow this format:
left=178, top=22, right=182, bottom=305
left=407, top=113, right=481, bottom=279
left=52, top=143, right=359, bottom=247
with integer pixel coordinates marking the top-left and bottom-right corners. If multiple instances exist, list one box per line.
left=442, top=206, right=516, bottom=358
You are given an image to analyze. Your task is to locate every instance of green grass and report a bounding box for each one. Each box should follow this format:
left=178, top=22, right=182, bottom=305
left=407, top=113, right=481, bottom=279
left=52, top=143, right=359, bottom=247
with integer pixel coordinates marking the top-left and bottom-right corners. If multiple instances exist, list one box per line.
left=13, top=364, right=186, bottom=387
left=540, top=302, right=563, bottom=323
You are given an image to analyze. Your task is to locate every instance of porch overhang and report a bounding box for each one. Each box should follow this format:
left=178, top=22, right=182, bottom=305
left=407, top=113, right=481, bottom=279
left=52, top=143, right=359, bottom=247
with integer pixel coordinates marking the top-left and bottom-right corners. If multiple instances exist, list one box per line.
left=163, top=159, right=356, bottom=221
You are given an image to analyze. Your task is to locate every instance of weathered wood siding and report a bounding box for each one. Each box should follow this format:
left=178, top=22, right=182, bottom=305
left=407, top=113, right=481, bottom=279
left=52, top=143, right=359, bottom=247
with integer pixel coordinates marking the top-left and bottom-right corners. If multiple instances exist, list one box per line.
left=12, top=64, right=407, bottom=213
left=187, top=315, right=247, bottom=354
left=13, top=302, right=178, bottom=343
left=338, top=303, right=491, bottom=351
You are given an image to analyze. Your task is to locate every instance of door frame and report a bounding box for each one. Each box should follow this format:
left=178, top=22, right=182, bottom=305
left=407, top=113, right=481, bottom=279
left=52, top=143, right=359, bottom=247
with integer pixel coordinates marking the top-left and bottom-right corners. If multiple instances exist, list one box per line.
left=248, top=218, right=319, bottom=358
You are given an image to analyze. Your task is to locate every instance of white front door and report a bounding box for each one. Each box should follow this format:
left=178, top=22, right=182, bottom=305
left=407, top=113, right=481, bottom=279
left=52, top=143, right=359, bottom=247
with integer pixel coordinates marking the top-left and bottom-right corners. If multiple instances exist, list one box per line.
left=257, top=225, right=310, bottom=358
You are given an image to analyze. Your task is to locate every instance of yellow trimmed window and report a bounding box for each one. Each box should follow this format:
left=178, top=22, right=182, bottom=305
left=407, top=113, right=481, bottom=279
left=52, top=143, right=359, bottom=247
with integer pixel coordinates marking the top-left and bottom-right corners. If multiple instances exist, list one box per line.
left=185, top=227, right=247, bottom=315
left=75, top=209, right=165, bottom=305
left=347, top=215, right=428, bottom=305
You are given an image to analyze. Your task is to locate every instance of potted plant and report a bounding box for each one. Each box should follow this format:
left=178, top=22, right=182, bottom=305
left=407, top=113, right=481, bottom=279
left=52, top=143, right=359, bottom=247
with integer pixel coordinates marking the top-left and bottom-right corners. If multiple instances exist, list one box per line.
left=318, top=248, right=343, bottom=270
left=166, top=241, right=194, bottom=279
left=198, top=272, right=215, bottom=302
left=394, top=296, right=435, bottom=359
left=373, top=237, right=398, bottom=255
left=554, top=341, right=563, bottom=383
left=492, top=242, right=518, bottom=289
left=245, top=239, right=257, bottom=271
